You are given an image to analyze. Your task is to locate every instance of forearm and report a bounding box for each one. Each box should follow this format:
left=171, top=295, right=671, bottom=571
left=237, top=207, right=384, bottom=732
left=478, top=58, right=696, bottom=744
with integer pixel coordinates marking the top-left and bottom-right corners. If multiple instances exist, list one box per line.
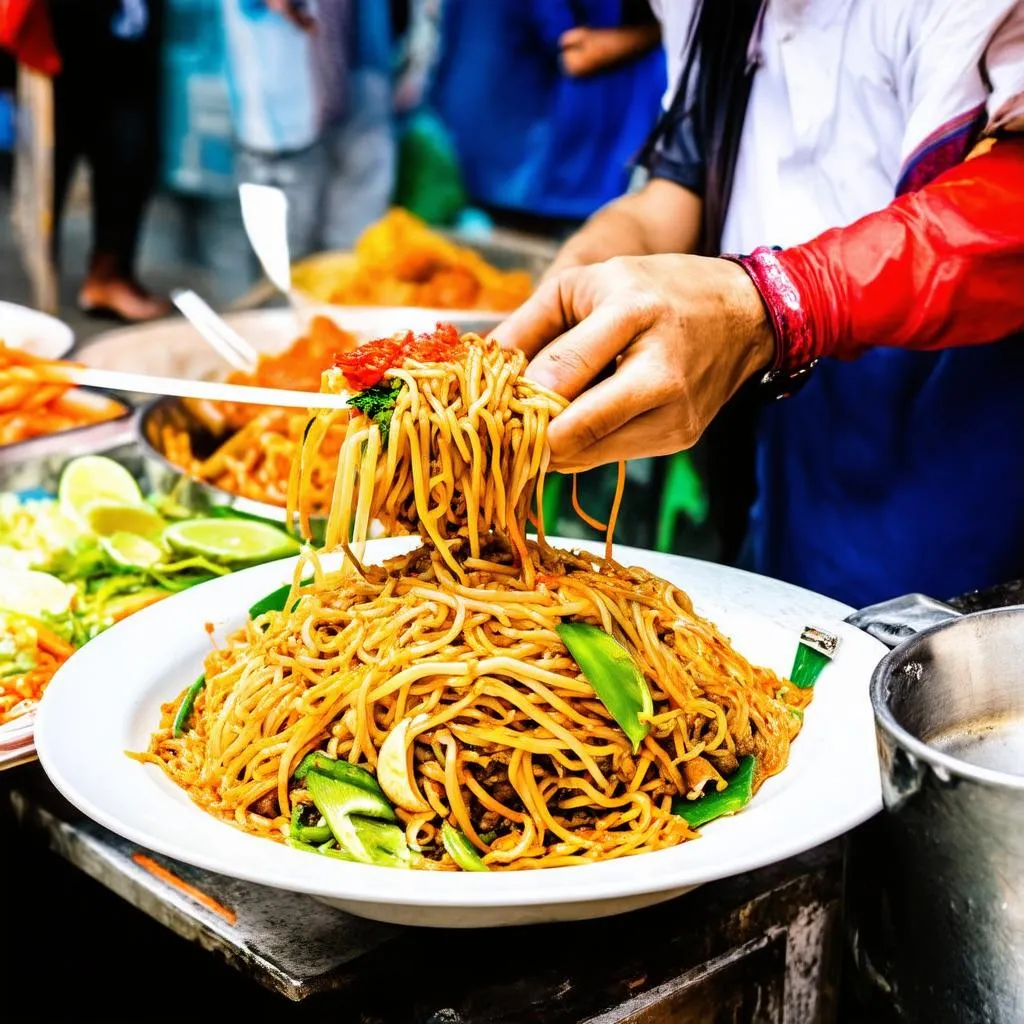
left=731, top=137, right=1024, bottom=370
left=546, top=180, right=702, bottom=279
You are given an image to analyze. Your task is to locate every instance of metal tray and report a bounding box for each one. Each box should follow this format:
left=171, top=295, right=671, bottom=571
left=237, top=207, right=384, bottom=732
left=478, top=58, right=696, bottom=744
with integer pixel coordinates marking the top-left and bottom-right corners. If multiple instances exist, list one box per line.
left=0, top=391, right=137, bottom=493
left=134, top=396, right=319, bottom=537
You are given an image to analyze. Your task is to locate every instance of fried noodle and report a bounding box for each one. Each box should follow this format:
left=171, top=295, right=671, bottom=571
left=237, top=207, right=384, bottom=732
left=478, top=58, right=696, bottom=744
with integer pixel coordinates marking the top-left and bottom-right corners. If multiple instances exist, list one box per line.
left=137, top=329, right=810, bottom=870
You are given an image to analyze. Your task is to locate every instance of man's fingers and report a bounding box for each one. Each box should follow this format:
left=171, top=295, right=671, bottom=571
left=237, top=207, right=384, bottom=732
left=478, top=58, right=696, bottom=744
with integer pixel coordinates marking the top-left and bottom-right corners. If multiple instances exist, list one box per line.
left=494, top=273, right=578, bottom=360
left=551, top=405, right=698, bottom=473
left=544, top=355, right=671, bottom=459
left=524, top=302, right=640, bottom=399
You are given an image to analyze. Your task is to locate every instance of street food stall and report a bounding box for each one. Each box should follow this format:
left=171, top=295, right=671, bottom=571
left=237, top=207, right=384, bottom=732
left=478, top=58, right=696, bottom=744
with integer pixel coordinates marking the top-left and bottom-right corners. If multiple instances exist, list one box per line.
left=2, top=213, right=1022, bottom=1024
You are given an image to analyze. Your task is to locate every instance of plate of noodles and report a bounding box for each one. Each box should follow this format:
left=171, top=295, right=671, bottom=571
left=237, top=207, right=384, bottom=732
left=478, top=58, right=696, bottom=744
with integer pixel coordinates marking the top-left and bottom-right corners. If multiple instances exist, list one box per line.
left=35, top=328, right=885, bottom=928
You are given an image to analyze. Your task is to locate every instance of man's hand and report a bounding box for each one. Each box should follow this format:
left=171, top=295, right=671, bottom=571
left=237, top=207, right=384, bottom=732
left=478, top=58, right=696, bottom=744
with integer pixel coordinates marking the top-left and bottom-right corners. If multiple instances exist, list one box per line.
left=266, top=0, right=316, bottom=31
left=559, top=24, right=661, bottom=78
left=497, top=255, right=775, bottom=471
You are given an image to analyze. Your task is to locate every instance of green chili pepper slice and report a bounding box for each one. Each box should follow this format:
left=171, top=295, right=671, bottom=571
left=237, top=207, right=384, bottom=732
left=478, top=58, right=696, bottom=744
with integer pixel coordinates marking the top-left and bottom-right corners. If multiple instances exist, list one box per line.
left=171, top=674, right=206, bottom=737
left=673, top=755, right=757, bottom=829
left=556, top=621, right=653, bottom=754
left=441, top=823, right=490, bottom=872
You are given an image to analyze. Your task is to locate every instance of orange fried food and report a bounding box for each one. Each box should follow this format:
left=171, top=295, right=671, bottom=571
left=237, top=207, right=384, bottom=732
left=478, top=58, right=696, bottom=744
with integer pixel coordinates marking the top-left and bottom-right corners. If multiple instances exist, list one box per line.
left=293, top=209, right=534, bottom=312
left=160, top=318, right=357, bottom=513
left=0, top=343, right=122, bottom=448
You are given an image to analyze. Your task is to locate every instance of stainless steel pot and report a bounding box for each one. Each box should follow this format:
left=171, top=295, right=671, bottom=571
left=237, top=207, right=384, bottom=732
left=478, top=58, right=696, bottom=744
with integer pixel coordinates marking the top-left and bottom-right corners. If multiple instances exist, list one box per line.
left=846, top=596, right=1024, bottom=1023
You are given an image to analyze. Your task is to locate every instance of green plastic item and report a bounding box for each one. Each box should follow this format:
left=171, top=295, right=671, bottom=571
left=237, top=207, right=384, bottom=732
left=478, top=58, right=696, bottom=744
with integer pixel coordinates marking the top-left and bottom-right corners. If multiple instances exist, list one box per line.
left=541, top=473, right=564, bottom=535
left=655, top=452, right=708, bottom=553
left=394, top=108, right=469, bottom=226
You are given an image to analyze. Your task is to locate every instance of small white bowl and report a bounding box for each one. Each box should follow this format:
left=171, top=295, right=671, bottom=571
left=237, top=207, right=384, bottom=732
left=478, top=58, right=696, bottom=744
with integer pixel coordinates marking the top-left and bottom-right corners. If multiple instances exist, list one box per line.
left=0, top=300, right=75, bottom=360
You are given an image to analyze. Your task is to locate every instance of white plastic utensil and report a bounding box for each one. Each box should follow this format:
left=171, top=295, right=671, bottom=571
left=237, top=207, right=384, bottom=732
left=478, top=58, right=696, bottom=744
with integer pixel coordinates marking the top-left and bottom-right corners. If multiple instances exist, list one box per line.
left=171, top=288, right=260, bottom=375
left=238, top=183, right=302, bottom=316
left=33, top=363, right=350, bottom=411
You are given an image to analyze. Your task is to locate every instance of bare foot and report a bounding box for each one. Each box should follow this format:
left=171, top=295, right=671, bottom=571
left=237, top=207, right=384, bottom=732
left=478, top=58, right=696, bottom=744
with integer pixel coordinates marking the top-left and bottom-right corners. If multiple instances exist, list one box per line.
left=78, top=278, right=173, bottom=323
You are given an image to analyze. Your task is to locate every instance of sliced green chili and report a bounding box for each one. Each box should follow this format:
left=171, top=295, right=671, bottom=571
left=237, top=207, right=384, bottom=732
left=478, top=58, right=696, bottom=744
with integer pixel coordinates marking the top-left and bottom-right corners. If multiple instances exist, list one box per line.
left=556, top=621, right=653, bottom=753
left=292, top=751, right=389, bottom=801
left=441, top=823, right=490, bottom=872
left=171, top=674, right=206, bottom=737
left=673, top=755, right=757, bottom=829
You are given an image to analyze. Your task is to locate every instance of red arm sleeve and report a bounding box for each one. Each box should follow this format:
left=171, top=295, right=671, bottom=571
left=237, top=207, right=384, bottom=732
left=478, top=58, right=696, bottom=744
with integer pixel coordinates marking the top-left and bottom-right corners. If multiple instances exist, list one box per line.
left=727, top=136, right=1024, bottom=371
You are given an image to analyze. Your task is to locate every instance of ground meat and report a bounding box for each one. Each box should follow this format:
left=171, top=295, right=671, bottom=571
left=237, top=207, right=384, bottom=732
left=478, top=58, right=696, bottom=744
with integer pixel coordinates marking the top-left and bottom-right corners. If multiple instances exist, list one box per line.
left=252, top=792, right=278, bottom=818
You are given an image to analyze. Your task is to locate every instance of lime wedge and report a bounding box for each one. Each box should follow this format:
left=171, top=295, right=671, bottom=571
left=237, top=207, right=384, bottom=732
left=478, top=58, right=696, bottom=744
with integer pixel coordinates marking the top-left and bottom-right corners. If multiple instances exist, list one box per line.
left=58, top=456, right=143, bottom=528
left=162, top=518, right=300, bottom=564
left=84, top=501, right=167, bottom=542
left=101, top=532, right=166, bottom=570
left=0, top=568, right=76, bottom=617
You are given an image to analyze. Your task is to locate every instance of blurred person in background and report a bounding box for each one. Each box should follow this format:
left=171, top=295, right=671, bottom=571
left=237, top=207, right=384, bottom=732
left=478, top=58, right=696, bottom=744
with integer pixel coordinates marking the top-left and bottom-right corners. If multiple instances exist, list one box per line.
left=498, top=0, right=1024, bottom=607
left=221, top=0, right=433, bottom=258
left=431, top=0, right=665, bottom=240
left=19, top=1, right=171, bottom=322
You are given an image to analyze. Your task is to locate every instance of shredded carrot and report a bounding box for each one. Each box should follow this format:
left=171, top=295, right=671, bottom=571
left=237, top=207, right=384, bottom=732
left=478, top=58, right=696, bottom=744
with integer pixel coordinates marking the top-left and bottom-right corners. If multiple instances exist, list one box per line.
left=109, top=592, right=168, bottom=622
left=34, top=625, right=75, bottom=658
left=131, top=853, right=238, bottom=925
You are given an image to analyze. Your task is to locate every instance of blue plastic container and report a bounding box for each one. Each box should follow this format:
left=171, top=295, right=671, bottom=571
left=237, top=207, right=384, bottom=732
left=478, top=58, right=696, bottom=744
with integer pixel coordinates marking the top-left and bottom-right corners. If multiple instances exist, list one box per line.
left=161, top=0, right=236, bottom=197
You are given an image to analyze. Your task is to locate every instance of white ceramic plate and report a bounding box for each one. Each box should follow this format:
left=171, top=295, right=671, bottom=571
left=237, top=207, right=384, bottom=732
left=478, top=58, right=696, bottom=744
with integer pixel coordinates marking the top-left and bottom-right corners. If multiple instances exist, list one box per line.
left=35, top=538, right=886, bottom=928
left=0, top=300, right=74, bottom=359
left=77, top=306, right=504, bottom=382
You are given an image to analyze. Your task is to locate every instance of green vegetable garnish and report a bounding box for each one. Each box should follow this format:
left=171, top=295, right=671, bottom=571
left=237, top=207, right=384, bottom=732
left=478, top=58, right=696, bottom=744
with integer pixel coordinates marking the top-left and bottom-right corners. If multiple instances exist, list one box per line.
left=441, top=823, right=490, bottom=872
left=347, top=380, right=404, bottom=443
left=790, top=626, right=839, bottom=689
left=172, top=674, right=206, bottom=737
left=248, top=575, right=314, bottom=620
left=292, top=751, right=389, bottom=802
left=305, top=770, right=411, bottom=868
left=673, top=755, right=757, bottom=829
left=286, top=836, right=356, bottom=861
left=289, top=802, right=334, bottom=845
left=556, top=621, right=653, bottom=754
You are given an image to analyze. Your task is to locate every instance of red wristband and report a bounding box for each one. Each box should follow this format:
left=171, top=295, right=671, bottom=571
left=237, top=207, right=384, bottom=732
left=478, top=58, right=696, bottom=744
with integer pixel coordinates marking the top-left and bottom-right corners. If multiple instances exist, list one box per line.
left=722, top=247, right=815, bottom=372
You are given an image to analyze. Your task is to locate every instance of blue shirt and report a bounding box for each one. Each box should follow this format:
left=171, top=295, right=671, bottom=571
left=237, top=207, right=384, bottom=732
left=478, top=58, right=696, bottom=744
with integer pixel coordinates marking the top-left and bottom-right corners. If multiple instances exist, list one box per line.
left=749, top=343, right=1024, bottom=608
left=431, top=0, right=665, bottom=220
left=645, top=39, right=1024, bottom=608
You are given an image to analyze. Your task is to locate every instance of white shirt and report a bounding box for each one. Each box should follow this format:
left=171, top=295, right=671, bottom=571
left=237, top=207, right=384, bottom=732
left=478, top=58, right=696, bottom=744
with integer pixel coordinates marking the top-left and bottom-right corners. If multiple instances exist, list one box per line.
left=648, top=0, right=1024, bottom=252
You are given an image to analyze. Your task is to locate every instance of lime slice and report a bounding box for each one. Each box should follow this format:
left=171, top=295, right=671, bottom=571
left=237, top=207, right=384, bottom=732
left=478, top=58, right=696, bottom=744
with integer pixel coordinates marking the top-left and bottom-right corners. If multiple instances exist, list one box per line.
left=84, top=501, right=167, bottom=542
left=101, top=532, right=166, bottom=570
left=58, top=456, right=142, bottom=528
left=162, top=518, right=300, bottom=564
left=0, top=568, right=76, bottom=617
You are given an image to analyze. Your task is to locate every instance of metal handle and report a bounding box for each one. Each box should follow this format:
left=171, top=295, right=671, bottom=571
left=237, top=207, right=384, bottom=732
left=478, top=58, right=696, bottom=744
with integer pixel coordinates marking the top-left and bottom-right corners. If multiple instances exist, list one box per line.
left=844, top=593, right=962, bottom=649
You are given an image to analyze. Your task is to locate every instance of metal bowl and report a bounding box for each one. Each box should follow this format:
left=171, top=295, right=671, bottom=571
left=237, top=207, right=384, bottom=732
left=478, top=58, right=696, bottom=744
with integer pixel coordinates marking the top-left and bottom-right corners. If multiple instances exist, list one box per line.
left=135, top=395, right=324, bottom=540
left=0, top=390, right=135, bottom=492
